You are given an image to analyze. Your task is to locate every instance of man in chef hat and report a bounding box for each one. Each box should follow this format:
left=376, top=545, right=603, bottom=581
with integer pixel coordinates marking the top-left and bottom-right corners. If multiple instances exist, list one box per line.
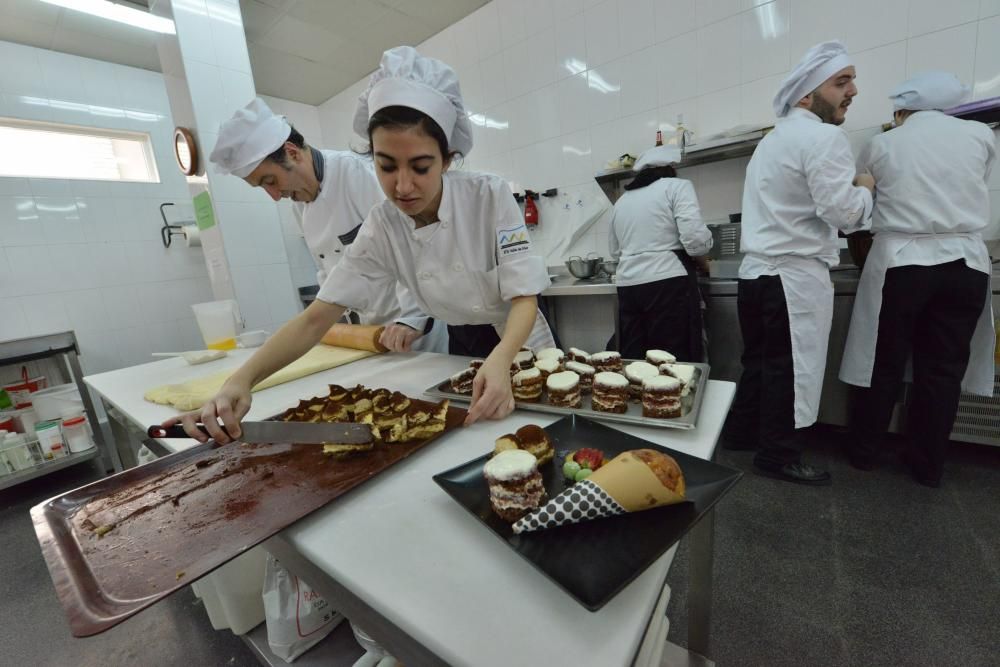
left=723, top=41, right=874, bottom=485
left=209, top=98, right=447, bottom=352
left=840, top=72, right=996, bottom=487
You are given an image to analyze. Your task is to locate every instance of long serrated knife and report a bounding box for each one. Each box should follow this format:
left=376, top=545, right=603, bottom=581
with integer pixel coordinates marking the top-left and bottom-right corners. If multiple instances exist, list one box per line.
left=148, top=421, right=374, bottom=444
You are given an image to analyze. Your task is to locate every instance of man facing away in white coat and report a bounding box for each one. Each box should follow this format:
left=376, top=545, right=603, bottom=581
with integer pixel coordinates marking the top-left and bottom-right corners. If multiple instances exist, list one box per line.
left=209, top=98, right=448, bottom=353
left=840, top=72, right=996, bottom=487
left=722, top=41, right=874, bottom=485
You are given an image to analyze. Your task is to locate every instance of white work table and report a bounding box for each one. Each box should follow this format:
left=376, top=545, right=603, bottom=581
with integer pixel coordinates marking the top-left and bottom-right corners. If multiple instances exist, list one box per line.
left=86, top=350, right=735, bottom=666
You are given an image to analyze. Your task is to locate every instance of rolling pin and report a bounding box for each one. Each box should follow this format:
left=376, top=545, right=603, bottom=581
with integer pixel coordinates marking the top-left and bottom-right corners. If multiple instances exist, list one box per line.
left=320, top=323, right=389, bottom=353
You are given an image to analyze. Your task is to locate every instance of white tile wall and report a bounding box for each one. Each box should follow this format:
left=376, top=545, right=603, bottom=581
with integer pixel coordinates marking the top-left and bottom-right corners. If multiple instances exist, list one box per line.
left=0, top=40, right=214, bottom=375
left=310, top=0, right=1000, bottom=345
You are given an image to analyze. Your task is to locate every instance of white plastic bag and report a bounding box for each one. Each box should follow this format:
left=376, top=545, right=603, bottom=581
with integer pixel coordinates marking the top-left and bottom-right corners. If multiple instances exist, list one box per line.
left=263, top=554, right=343, bottom=662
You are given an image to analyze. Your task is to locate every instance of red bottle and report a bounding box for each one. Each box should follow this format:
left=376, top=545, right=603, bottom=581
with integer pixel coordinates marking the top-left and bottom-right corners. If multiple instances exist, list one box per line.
left=524, top=195, right=539, bottom=226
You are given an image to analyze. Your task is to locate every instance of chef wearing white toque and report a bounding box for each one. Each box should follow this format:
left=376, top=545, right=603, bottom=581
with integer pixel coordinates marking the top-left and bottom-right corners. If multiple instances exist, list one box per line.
left=167, top=46, right=554, bottom=439
left=209, top=98, right=447, bottom=353
left=723, top=40, right=874, bottom=485
left=839, top=71, right=996, bottom=486
left=608, top=145, right=713, bottom=360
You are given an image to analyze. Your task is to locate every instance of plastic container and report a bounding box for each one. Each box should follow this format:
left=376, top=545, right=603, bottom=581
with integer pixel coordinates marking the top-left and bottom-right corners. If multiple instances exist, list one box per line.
left=10, top=407, right=40, bottom=438
left=0, top=416, right=13, bottom=432
left=2, top=367, right=46, bottom=408
left=1, top=434, right=44, bottom=471
left=0, top=389, right=11, bottom=410
left=35, top=419, right=67, bottom=460
left=31, top=384, right=83, bottom=421
left=61, top=413, right=95, bottom=453
left=192, top=300, right=239, bottom=351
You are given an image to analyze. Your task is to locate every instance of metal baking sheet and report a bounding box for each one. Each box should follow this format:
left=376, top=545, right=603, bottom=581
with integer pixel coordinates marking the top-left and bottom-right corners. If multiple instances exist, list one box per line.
left=433, top=415, right=742, bottom=610
left=31, top=397, right=466, bottom=637
left=424, top=361, right=709, bottom=430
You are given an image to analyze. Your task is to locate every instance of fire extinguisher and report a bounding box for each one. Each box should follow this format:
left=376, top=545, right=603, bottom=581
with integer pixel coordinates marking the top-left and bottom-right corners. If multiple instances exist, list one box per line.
left=524, top=193, right=539, bottom=226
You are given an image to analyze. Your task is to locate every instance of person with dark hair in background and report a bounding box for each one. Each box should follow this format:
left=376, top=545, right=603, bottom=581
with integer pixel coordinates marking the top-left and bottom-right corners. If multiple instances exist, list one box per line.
left=840, top=71, right=996, bottom=487
left=608, top=144, right=712, bottom=361
left=209, top=98, right=448, bottom=352
left=166, top=46, right=555, bottom=440
left=722, top=40, right=874, bottom=485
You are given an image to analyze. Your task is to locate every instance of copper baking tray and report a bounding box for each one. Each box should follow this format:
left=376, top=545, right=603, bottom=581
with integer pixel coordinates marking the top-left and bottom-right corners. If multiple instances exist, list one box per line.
left=31, top=396, right=465, bottom=637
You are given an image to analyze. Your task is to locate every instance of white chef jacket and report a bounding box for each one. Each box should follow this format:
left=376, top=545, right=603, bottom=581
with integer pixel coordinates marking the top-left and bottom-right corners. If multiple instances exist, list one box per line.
left=739, top=108, right=873, bottom=276
left=608, top=178, right=713, bottom=287
left=738, top=107, right=873, bottom=428
left=294, top=149, right=442, bottom=348
left=316, top=170, right=555, bottom=350
left=840, top=111, right=997, bottom=395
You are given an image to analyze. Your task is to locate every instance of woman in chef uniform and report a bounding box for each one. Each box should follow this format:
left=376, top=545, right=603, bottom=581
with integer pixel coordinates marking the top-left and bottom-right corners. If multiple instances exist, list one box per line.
left=209, top=98, right=448, bottom=353
left=608, top=145, right=712, bottom=360
left=168, top=46, right=554, bottom=438
left=840, top=72, right=996, bottom=487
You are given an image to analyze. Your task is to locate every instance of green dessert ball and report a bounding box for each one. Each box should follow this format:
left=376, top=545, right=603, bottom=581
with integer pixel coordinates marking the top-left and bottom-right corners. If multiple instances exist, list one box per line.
left=574, top=468, right=593, bottom=483
left=563, top=460, right=581, bottom=480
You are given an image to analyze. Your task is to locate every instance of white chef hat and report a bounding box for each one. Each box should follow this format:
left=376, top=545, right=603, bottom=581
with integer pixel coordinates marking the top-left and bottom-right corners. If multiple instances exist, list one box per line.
left=772, top=40, right=853, bottom=117
left=209, top=98, right=291, bottom=178
left=633, top=145, right=682, bottom=172
left=889, top=71, right=970, bottom=111
left=353, top=46, right=474, bottom=156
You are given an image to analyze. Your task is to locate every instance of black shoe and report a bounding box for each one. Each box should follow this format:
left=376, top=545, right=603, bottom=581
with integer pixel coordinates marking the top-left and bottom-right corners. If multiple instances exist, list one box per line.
left=903, top=451, right=941, bottom=488
left=753, top=462, right=832, bottom=486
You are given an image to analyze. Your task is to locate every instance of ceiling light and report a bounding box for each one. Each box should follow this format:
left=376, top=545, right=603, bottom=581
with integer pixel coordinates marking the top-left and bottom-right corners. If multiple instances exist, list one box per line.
left=38, top=0, right=176, bottom=34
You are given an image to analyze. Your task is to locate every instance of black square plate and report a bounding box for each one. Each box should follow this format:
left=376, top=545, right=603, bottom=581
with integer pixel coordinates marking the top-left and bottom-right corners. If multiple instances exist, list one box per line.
left=432, top=414, right=742, bottom=611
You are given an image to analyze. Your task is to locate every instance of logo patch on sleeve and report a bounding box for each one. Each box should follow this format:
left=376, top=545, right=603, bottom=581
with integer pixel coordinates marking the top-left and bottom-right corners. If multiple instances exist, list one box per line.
left=497, top=224, right=531, bottom=257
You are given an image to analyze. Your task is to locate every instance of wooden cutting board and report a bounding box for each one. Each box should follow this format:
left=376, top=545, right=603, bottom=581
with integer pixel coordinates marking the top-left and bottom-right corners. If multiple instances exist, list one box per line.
left=144, top=345, right=376, bottom=411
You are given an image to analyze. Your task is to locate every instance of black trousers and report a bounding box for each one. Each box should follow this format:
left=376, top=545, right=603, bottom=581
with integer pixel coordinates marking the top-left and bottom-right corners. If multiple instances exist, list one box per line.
left=726, top=275, right=802, bottom=467
left=850, top=259, right=987, bottom=482
left=617, top=275, right=702, bottom=362
left=447, top=324, right=502, bottom=357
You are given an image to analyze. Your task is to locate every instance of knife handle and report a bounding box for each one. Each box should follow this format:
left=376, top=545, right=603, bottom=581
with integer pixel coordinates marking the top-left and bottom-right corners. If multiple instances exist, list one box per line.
left=147, top=424, right=213, bottom=439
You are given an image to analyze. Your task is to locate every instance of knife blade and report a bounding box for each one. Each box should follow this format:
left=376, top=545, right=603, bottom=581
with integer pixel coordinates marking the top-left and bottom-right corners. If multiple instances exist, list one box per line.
left=148, top=421, right=374, bottom=445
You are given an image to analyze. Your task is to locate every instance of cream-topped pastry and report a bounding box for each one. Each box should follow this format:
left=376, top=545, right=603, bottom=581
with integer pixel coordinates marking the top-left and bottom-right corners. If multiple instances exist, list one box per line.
left=546, top=370, right=581, bottom=408
left=484, top=450, right=546, bottom=522
left=484, top=449, right=537, bottom=481
left=534, top=357, right=561, bottom=378
left=592, top=371, right=629, bottom=413
left=625, top=361, right=660, bottom=401
left=646, top=349, right=676, bottom=365
left=642, top=375, right=682, bottom=418
left=565, top=360, right=595, bottom=393
left=660, top=363, right=695, bottom=396
left=514, top=349, right=535, bottom=369
left=535, top=347, right=564, bottom=360
left=568, top=347, right=591, bottom=363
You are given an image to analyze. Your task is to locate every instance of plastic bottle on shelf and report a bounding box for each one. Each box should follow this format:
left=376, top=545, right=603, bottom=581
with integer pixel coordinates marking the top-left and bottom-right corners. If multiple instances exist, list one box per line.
left=35, top=420, right=67, bottom=460
left=61, top=411, right=95, bottom=454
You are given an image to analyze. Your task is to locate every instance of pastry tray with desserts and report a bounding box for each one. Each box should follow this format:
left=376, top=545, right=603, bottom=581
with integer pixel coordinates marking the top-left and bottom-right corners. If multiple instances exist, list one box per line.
left=425, top=347, right=710, bottom=430
left=433, top=415, right=742, bottom=611
left=31, top=384, right=465, bottom=637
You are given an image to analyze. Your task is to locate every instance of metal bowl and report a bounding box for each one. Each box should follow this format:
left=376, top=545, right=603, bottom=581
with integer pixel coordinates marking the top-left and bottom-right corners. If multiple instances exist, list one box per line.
left=566, top=255, right=602, bottom=279
left=599, top=260, right=619, bottom=277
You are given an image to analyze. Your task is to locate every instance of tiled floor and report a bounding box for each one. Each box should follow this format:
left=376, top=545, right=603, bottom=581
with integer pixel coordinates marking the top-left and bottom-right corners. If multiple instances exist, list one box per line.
left=2, top=427, right=997, bottom=666
left=666, top=426, right=1000, bottom=666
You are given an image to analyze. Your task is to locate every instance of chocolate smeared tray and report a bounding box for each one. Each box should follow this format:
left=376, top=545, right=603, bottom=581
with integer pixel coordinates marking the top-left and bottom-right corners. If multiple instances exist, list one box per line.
left=426, top=361, right=710, bottom=430
left=32, top=392, right=465, bottom=637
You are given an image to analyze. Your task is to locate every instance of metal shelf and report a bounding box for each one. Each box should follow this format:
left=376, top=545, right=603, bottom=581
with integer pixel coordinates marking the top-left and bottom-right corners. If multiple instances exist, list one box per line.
left=594, top=128, right=772, bottom=188
left=0, top=448, right=99, bottom=492
left=0, top=330, right=114, bottom=484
